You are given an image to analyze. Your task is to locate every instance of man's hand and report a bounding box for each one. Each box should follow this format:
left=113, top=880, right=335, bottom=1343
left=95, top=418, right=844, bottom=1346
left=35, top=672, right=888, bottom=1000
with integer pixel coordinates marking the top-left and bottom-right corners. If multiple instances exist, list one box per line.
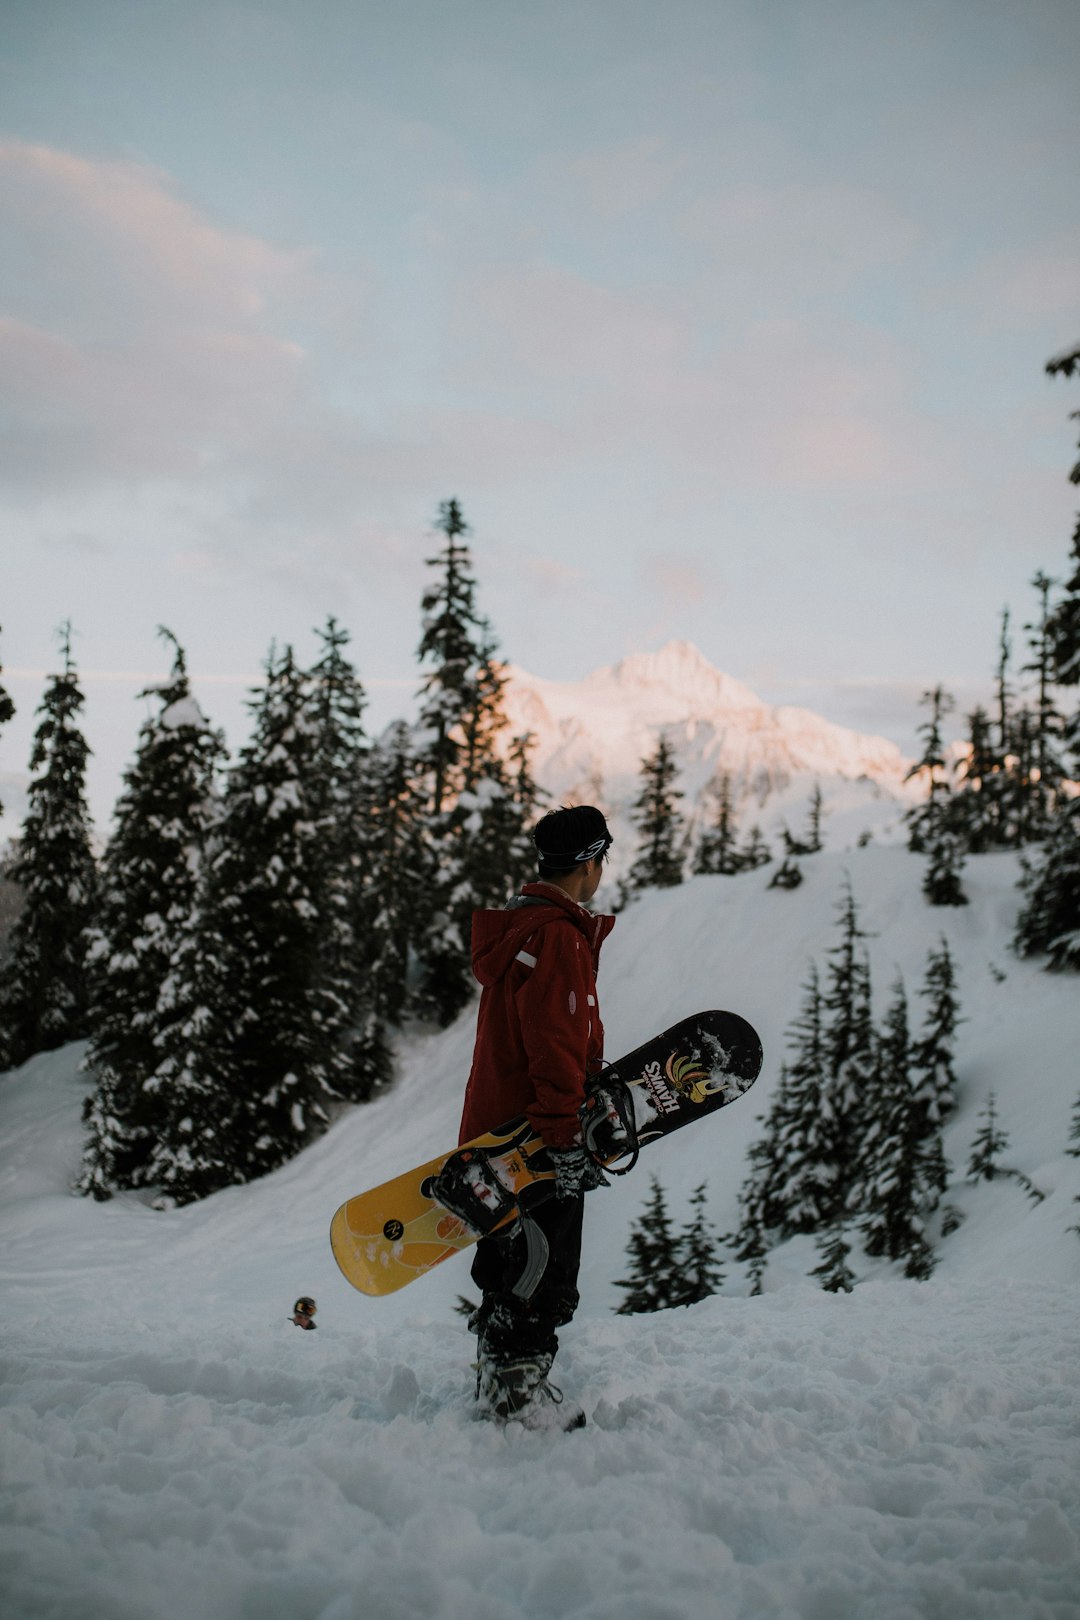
left=547, top=1144, right=610, bottom=1199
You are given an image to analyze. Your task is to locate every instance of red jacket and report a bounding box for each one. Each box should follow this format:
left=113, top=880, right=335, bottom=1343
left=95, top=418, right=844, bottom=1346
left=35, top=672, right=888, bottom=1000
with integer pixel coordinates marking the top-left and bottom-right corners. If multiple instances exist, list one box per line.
left=459, top=883, right=616, bottom=1149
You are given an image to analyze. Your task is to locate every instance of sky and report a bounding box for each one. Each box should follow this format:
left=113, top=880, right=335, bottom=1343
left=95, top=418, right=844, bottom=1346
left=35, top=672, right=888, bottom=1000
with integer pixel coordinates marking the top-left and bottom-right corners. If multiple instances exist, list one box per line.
left=2, top=0, right=1079, bottom=830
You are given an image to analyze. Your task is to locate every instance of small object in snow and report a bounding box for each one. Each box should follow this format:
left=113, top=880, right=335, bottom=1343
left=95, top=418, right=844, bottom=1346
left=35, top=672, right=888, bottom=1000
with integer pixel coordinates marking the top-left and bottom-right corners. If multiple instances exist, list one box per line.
left=290, top=1296, right=317, bottom=1330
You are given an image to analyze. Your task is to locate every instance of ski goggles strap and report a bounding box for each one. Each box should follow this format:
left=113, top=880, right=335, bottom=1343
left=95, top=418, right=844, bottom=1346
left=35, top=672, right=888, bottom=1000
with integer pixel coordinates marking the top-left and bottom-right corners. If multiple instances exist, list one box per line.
left=535, top=833, right=612, bottom=871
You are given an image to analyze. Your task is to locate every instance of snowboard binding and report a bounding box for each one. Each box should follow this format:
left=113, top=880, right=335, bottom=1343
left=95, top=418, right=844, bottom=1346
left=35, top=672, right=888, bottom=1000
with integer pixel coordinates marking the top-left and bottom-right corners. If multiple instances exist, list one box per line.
left=581, top=1073, right=640, bottom=1175
left=428, top=1139, right=525, bottom=1235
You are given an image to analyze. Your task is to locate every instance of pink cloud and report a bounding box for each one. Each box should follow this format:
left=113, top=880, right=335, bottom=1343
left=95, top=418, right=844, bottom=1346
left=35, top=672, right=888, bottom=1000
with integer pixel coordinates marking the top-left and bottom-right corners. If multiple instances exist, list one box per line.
left=0, top=142, right=317, bottom=490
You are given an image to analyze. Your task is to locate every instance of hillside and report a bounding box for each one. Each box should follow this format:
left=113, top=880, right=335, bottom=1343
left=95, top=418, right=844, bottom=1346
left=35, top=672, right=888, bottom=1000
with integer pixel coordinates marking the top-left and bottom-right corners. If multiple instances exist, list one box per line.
left=1, top=844, right=1078, bottom=1619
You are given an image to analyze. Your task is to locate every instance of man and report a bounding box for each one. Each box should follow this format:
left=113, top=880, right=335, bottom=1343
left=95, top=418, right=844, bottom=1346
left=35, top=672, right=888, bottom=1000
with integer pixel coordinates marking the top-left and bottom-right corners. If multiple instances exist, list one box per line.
left=460, top=804, right=616, bottom=1428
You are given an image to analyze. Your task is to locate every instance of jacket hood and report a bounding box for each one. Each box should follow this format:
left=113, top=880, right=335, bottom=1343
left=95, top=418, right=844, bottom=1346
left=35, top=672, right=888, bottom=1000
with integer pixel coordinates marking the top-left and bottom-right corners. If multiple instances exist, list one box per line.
left=471, top=883, right=615, bottom=988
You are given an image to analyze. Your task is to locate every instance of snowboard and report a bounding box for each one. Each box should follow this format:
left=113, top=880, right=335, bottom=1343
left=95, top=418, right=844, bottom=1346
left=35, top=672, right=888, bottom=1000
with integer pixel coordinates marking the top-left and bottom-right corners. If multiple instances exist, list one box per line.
left=330, top=1009, right=762, bottom=1298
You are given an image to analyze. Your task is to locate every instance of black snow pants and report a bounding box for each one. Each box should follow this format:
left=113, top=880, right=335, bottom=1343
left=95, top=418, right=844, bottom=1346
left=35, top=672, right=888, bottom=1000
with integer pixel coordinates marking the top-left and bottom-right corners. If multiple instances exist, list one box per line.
left=469, top=1192, right=585, bottom=1365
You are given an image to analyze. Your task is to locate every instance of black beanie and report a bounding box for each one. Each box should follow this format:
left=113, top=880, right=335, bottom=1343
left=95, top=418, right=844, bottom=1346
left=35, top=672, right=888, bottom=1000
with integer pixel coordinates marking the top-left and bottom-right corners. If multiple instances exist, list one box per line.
left=533, top=805, right=612, bottom=872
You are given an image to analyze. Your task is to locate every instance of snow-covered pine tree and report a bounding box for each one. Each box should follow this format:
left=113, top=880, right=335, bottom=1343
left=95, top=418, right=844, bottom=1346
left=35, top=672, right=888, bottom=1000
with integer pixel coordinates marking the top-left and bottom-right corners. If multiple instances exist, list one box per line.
left=78, top=632, right=225, bottom=1198
left=0, top=625, right=97, bottom=1069
left=810, top=1222, right=856, bottom=1293
left=694, top=773, right=741, bottom=875
left=627, top=732, right=685, bottom=893
left=1015, top=799, right=1080, bottom=970
left=412, top=500, right=528, bottom=1025
left=614, top=1176, right=682, bottom=1314
left=145, top=647, right=341, bottom=1202
left=1022, top=572, right=1067, bottom=832
left=906, top=686, right=968, bottom=904
left=964, top=1094, right=1044, bottom=1202
left=858, top=979, right=939, bottom=1281
left=739, top=824, right=772, bottom=871
left=1047, top=515, right=1080, bottom=691
left=452, top=723, right=541, bottom=922
left=304, top=617, right=391, bottom=1101
left=905, top=686, right=954, bottom=854
left=1015, top=364, right=1080, bottom=970
left=733, top=1206, right=769, bottom=1296
left=771, top=962, right=833, bottom=1233
left=782, top=784, right=825, bottom=858
left=909, top=936, right=962, bottom=1192
left=671, top=1183, right=725, bottom=1306
left=769, top=858, right=803, bottom=890
left=805, top=783, right=825, bottom=853
left=967, top=1092, right=1009, bottom=1182
left=952, top=705, right=1001, bottom=852
left=362, top=721, right=429, bottom=1028
left=820, top=880, right=877, bottom=1221
left=0, top=628, right=14, bottom=817
left=736, top=963, right=831, bottom=1245
left=921, top=826, right=969, bottom=908
left=1067, top=1091, right=1080, bottom=1158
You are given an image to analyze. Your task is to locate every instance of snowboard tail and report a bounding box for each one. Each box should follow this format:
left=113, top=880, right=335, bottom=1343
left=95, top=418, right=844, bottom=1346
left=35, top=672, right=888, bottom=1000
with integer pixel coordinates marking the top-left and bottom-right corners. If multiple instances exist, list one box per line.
left=330, top=1009, right=762, bottom=1298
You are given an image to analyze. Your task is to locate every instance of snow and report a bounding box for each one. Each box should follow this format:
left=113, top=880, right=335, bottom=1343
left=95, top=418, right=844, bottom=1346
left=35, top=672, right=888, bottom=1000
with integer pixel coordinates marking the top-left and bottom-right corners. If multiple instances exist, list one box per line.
left=501, top=640, right=919, bottom=887
left=2, top=846, right=1080, bottom=1619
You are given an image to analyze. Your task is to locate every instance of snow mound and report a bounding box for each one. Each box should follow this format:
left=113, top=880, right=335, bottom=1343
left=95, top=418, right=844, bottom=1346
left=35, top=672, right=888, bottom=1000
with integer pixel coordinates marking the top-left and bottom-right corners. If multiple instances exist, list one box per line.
left=2, top=846, right=1079, bottom=1619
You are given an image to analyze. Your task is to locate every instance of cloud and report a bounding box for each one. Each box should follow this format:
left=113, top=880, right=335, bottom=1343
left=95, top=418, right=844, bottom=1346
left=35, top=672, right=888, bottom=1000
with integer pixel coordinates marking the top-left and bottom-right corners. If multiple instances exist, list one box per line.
left=0, top=141, right=316, bottom=494
left=452, top=261, right=936, bottom=496
left=940, top=232, right=1080, bottom=327
left=569, top=137, right=688, bottom=220
left=677, top=180, right=924, bottom=311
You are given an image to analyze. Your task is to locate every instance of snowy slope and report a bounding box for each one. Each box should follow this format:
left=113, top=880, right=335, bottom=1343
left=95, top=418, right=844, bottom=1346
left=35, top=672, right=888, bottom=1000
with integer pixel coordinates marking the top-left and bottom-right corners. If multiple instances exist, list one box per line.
left=2, top=847, right=1079, bottom=1620
left=504, top=641, right=917, bottom=861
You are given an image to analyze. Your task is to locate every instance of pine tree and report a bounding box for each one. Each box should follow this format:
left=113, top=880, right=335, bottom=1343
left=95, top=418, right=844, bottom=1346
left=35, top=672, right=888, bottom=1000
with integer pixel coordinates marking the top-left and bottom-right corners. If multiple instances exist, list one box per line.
left=739, top=824, right=772, bottom=871
left=0, top=625, right=97, bottom=1068
left=769, top=858, right=803, bottom=890
left=858, top=979, right=939, bottom=1280
left=909, top=937, right=962, bottom=1189
left=0, top=627, right=14, bottom=818
left=967, top=1092, right=1010, bottom=1182
left=145, top=648, right=340, bottom=1202
left=1067, top=1091, right=1080, bottom=1158
left=952, top=705, right=1000, bottom=852
left=78, top=632, right=225, bottom=1198
left=416, top=498, right=480, bottom=818
left=906, top=686, right=967, bottom=903
left=805, top=783, right=825, bottom=853
left=363, top=721, right=430, bottom=1028
left=694, top=773, right=740, bottom=875
left=730, top=1195, right=769, bottom=1296
left=1014, top=358, right=1080, bottom=970
left=628, top=733, right=685, bottom=892
left=671, top=1183, right=725, bottom=1306
left=905, top=686, right=954, bottom=854
left=412, top=500, right=527, bottom=1025
left=782, top=784, right=825, bottom=858
left=614, top=1177, right=681, bottom=1314
left=964, top=1094, right=1044, bottom=1202
left=736, top=964, right=831, bottom=1242
left=1047, top=514, right=1080, bottom=689
left=810, top=1222, right=856, bottom=1293
left=1014, top=798, right=1080, bottom=970
left=304, top=617, right=391, bottom=1100
left=921, top=826, right=969, bottom=908
left=820, top=881, right=876, bottom=1220
left=1022, top=572, right=1066, bottom=831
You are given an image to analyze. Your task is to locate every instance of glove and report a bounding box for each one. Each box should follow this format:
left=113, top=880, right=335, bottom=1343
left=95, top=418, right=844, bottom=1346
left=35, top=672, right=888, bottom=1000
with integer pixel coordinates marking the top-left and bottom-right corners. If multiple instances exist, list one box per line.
left=547, top=1144, right=610, bottom=1200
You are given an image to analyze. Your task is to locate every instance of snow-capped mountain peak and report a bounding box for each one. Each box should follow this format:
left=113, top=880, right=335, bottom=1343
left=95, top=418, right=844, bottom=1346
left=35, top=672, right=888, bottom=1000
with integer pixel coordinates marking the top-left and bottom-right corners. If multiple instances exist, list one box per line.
left=503, top=640, right=913, bottom=849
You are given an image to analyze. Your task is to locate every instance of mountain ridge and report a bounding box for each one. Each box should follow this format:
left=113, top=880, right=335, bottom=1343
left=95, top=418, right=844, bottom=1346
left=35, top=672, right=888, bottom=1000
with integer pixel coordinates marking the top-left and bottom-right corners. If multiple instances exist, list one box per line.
left=503, top=639, right=916, bottom=850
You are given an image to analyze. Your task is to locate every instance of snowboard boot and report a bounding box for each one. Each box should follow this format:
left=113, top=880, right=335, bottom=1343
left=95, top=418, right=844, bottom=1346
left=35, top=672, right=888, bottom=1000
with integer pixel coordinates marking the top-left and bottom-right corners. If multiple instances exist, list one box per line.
left=475, top=1351, right=586, bottom=1432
